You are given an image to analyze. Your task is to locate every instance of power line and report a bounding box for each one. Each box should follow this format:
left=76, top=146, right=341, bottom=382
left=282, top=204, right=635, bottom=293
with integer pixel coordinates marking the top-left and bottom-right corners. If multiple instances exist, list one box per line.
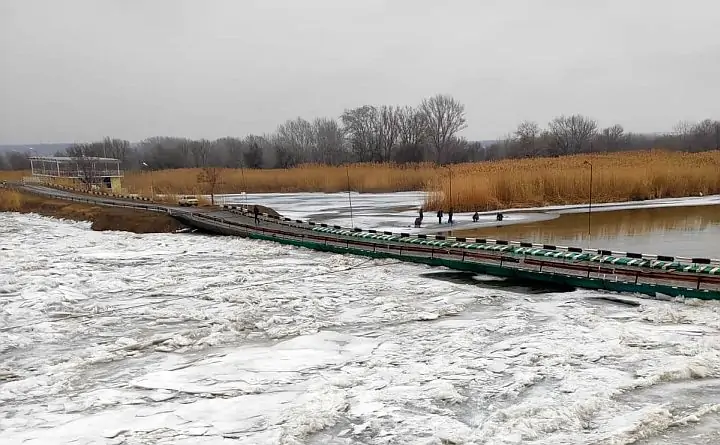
left=0, top=258, right=402, bottom=333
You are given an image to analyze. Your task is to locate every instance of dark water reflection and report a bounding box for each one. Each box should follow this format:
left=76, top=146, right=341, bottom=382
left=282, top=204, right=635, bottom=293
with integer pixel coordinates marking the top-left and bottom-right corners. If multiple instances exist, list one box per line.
left=452, top=205, right=720, bottom=258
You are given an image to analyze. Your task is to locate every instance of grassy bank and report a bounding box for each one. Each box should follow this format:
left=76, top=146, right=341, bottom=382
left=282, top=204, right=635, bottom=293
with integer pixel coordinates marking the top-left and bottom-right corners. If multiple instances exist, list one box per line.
left=0, top=189, right=185, bottom=233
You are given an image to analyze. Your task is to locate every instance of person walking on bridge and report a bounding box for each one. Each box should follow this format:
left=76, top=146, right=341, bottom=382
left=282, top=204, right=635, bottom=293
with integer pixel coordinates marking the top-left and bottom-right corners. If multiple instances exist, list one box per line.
left=253, top=205, right=260, bottom=225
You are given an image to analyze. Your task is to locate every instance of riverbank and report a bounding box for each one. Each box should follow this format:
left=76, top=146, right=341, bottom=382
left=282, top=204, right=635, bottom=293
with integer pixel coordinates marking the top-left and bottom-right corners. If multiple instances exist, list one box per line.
left=0, top=189, right=186, bottom=233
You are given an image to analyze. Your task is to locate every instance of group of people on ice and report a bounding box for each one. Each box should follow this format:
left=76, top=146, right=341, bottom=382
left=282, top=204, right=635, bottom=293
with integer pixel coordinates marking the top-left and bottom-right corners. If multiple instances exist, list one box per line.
left=414, top=207, right=503, bottom=228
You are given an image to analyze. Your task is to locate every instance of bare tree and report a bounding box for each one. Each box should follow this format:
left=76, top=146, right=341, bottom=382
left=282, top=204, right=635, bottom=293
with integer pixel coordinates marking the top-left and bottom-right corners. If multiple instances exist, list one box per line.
left=101, top=137, right=129, bottom=160
left=190, top=139, right=211, bottom=167
left=397, top=106, right=427, bottom=146
left=272, top=135, right=302, bottom=168
left=2, top=151, right=30, bottom=170
left=197, top=167, right=222, bottom=205
left=377, top=105, right=401, bottom=162
left=244, top=134, right=270, bottom=168
left=313, top=118, right=346, bottom=165
left=276, top=118, right=315, bottom=164
left=215, top=137, right=245, bottom=168
left=598, top=124, right=625, bottom=152
left=691, top=119, right=720, bottom=150
left=420, top=94, right=467, bottom=164
left=514, top=121, right=541, bottom=157
left=66, top=144, right=100, bottom=190
left=547, top=114, right=598, bottom=155
left=395, top=105, right=428, bottom=162
left=673, top=120, right=696, bottom=151
left=341, top=105, right=380, bottom=162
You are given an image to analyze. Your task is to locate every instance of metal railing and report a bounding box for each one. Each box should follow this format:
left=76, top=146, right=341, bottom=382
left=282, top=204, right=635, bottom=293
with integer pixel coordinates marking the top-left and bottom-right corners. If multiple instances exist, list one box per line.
left=181, top=211, right=720, bottom=296
left=11, top=183, right=168, bottom=214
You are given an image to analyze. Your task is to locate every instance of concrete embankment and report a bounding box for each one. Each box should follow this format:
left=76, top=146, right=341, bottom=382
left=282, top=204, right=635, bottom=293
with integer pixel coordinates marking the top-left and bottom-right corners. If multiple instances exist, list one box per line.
left=0, top=189, right=186, bottom=233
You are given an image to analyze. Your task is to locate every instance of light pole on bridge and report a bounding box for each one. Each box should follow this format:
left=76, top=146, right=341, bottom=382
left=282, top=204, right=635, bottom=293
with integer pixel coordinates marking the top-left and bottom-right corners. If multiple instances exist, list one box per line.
left=142, top=161, right=154, bottom=201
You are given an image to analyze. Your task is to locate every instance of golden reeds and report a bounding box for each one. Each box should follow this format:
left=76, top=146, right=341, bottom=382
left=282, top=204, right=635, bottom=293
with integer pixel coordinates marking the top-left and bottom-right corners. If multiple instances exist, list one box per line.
left=123, top=151, right=720, bottom=210
left=423, top=150, right=720, bottom=211
left=0, top=189, right=24, bottom=211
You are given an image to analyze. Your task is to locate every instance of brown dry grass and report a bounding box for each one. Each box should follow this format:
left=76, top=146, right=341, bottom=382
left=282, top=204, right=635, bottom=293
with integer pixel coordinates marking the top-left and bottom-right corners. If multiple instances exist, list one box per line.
left=123, top=163, right=435, bottom=195
left=123, top=150, right=720, bottom=211
left=425, top=150, right=720, bottom=211
left=0, top=170, right=28, bottom=182
left=0, top=189, right=24, bottom=211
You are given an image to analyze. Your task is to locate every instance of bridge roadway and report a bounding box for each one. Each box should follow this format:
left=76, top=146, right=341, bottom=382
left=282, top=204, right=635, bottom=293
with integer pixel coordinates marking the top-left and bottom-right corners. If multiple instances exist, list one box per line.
left=10, top=183, right=720, bottom=300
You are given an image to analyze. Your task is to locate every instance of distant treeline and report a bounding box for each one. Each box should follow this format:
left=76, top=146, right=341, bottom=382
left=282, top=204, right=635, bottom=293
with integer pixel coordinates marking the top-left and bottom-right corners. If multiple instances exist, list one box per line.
left=2, top=93, right=719, bottom=171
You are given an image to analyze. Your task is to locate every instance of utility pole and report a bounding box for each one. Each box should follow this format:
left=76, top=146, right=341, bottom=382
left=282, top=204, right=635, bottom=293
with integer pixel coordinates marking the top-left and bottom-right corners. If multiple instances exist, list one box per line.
left=240, top=160, right=248, bottom=208
left=583, top=160, right=593, bottom=242
left=449, top=166, right=453, bottom=211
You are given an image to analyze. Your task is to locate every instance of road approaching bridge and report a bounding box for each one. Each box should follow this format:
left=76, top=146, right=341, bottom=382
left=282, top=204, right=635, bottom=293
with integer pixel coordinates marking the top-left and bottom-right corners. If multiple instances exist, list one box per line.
left=10, top=183, right=720, bottom=301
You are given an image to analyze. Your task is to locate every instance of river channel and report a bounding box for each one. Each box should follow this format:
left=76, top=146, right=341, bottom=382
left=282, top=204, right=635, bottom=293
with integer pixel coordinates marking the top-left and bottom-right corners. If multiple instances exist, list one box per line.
left=3, top=193, right=720, bottom=444
left=452, top=204, right=720, bottom=259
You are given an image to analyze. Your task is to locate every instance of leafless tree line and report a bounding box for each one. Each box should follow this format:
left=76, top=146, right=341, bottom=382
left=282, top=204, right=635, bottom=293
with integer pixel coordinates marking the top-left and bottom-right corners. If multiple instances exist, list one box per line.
left=485, top=116, right=720, bottom=160
left=2, top=101, right=719, bottom=171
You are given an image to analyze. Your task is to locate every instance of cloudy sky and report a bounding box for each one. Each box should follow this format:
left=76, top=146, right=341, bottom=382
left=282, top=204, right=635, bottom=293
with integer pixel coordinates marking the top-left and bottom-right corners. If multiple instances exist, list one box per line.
left=1, top=0, right=719, bottom=144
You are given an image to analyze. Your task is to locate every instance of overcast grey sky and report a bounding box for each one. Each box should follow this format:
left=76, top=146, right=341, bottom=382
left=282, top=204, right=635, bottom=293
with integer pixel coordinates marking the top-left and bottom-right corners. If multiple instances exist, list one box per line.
left=1, top=0, right=719, bottom=144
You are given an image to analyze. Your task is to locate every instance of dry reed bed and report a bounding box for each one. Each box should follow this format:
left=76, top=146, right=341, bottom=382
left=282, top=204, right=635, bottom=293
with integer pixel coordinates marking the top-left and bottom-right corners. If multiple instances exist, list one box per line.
left=0, top=189, right=24, bottom=211
left=123, top=151, right=720, bottom=211
left=124, top=163, right=436, bottom=195
left=425, top=151, right=720, bottom=211
left=0, top=170, right=28, bottom=182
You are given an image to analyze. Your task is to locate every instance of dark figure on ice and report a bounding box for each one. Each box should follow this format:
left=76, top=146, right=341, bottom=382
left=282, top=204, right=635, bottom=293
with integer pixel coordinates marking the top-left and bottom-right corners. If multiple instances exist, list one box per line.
left=448, top=208, right=454, bottom=225
left=496, top=212, right=504, bottom=222
left=253, top=205, right=260, bottom=225
left=414, top=207, right=424, bottom=228
left=437, top=209, right=443, bottom=224
left=472, top=211, right=479, bottom=222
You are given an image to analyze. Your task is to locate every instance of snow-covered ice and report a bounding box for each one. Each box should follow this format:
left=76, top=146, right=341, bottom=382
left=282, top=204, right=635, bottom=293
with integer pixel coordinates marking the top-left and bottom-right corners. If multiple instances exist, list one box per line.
left=2, top=212, right=720, bottom=444
left=216, top=191, right=720, bottom=234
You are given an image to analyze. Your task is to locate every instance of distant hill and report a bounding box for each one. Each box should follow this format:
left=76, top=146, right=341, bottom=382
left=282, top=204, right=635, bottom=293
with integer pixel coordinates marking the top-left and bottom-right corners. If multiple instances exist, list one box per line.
left=0, top=143, right=71, bottom=156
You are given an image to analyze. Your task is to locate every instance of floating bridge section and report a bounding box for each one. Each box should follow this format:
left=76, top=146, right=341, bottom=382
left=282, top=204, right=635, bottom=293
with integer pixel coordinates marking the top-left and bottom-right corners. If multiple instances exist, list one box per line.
left=172, top=203, right=720, bottom=301
left=9, top=183, right=720, bottom=301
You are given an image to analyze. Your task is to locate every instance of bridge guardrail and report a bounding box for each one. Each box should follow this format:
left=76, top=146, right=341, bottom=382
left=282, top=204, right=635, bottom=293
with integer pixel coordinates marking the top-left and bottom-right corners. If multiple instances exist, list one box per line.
left=181, top=210, right=720, bottom=295
left=220, top=204, right=720, bottom=268
left=10, top=183, right=170, bottom=214
left=11, top=184, right=717, bottom=271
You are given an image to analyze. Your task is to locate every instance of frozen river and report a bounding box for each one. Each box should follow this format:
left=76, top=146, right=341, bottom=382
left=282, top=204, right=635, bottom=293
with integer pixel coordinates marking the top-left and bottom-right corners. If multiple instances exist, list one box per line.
left=217, top=191, right=720, bottom=236
left=2, top=213, right=720, bottom=444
